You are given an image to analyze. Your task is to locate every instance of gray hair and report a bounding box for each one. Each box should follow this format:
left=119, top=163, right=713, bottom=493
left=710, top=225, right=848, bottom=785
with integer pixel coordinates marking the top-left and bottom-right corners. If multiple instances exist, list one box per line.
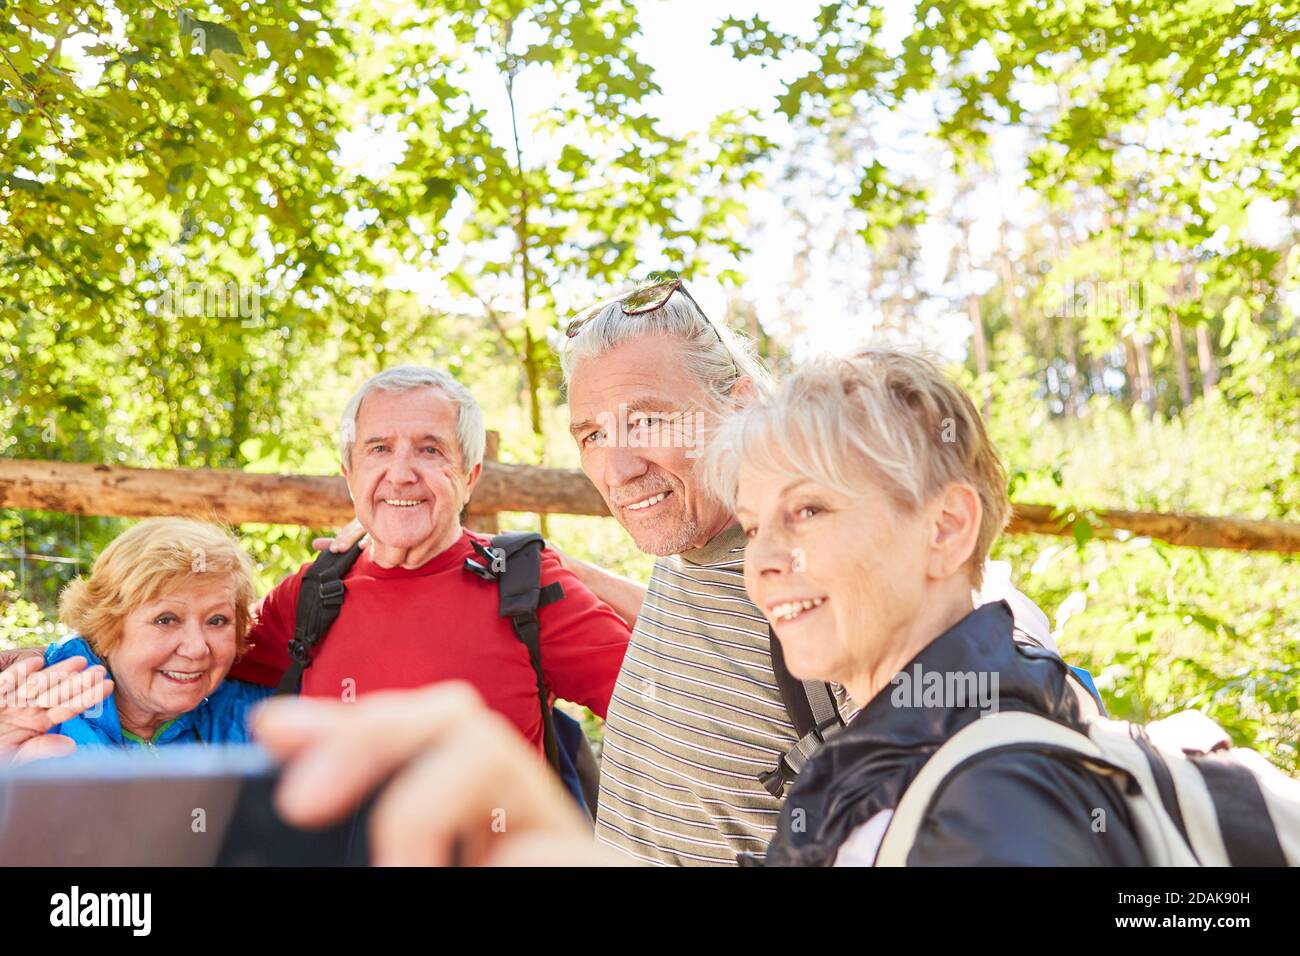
left=339, top=365, right=486, bottom=473
left=701, top=348, right=1009, bottom=588
left=558, top=293, right=774, bottom=407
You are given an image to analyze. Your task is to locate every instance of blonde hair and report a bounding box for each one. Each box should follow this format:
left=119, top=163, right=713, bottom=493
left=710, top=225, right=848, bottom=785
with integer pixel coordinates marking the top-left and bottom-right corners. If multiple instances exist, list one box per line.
left=59, top=518, right=258, bottom=656
left=704, top=347, right=1009, bottom=588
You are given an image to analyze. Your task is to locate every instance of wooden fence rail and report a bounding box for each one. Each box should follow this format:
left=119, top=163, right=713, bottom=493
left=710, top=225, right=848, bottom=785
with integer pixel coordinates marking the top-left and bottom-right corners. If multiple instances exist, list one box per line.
left=1, top=459, right=1298, bottom=554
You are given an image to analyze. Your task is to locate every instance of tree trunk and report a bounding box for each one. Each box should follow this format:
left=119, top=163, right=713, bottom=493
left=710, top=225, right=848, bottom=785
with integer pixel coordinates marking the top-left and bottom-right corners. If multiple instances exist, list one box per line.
left=961, top=235, right=991, bottom=416
left=1090, top=354, right=1106, bottom=398
left=967, top=291, right=991, bottom=417
left=1169, top=314, right=1193, bottom=407
left=1124, top=339, right=1140, bottom=406
left=1060, top=313, right=1083, bottom=415
left=996, top=217, right=1024, bottom=339
left=505, top=41, right=548, bottom=536
left=1196, top=322, right=1219, bottom=396
left=1134, top=336, right=1156, bottom=412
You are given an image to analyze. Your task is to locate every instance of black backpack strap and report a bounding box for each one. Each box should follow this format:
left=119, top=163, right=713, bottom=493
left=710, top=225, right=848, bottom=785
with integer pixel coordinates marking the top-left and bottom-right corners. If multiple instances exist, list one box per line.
left=759, top=625, right=846, bottom=797
left=1189, top=752, right=1288, bottom=866
left=275, top=542, right=365, bottom=696
left=464, top=532, right=565, bottom=772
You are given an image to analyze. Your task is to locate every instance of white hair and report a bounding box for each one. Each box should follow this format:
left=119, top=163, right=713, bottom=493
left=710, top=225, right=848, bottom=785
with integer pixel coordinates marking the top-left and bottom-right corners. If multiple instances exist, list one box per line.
left=701, top=348, right=1010, bottom=588
left=339, top=366, right=486, bottom=473
left=558, top=293, right=774, bottom=406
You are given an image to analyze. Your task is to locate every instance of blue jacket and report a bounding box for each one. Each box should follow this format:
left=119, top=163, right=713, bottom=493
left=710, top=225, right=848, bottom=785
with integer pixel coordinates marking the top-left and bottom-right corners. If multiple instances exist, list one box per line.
left=44, top=636, right=274, bottom=749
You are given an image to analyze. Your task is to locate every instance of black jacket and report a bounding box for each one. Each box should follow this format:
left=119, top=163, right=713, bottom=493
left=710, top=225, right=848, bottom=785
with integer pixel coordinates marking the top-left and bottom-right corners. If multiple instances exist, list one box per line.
left=764, top=601, right=1146, bottom=866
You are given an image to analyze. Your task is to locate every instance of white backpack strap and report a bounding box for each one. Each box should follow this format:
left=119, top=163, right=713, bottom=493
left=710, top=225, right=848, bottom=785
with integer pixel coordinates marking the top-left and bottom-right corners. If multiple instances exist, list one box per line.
left=1144, top=711, right=1297, bottom=866
left=1142, top=713, right=1233, bottom=865
left=874, top=712, right=1103, bottom=866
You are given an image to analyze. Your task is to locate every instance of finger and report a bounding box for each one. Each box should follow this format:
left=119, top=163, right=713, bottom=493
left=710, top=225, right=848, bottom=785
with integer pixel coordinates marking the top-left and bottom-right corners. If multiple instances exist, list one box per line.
left=15, top=656, right=91, bottom=704
left=0, top=654, right=52, bottom=703
left=330, top=520, right=367, bottom=553
left=12, top=733, right=78, bottom=765
left=251, top=695, right=357, bottom=759
left=38, top=672, right=113, bottom=727
left=310, top=537, right=334, bottom=552
left=368, top=712, right=587, bottom=867
left=258, top=683, right=488, bottom=829
left=0, top=647, right=44, bottom=679
left=28, top=664, right=105, bottom=708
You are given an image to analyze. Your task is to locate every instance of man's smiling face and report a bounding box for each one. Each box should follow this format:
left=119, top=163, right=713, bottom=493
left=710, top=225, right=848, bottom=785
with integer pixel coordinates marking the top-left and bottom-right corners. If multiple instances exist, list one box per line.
left=344, top=386, right=479, bottom=567
left=567, top=332, right=735, bottom=556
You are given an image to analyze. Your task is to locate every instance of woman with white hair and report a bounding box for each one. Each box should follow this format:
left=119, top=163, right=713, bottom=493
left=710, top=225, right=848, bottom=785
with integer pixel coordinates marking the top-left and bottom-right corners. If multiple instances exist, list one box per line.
left=705, top=348, right=1141, bottom=865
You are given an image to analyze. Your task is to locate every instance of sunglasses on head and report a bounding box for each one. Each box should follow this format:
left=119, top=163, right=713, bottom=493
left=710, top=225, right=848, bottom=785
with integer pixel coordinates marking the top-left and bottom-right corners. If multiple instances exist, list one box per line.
left=565, top=274, right=723, bottom=344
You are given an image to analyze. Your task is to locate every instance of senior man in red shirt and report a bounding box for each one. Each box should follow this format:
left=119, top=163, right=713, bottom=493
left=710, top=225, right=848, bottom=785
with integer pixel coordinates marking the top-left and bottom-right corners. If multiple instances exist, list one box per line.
left=228, top=365, right=631, bottom=753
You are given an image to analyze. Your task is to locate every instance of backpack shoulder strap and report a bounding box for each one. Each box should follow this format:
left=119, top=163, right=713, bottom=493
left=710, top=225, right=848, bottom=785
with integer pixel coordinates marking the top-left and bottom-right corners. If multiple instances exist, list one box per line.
left=759, top=626, right=847, bottom=797
left=874, top=711, right=1107, bottom=866
left=464, top=532, right=564, bottom=772
left=275, top=542, right=365, bottom=696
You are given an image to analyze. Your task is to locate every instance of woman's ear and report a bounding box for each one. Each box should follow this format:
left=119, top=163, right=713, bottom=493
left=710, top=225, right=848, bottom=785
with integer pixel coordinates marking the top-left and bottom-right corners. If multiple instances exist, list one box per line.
left=926, top=482, right=982, bottom=581
left=729, top=376, right=758, bottom=409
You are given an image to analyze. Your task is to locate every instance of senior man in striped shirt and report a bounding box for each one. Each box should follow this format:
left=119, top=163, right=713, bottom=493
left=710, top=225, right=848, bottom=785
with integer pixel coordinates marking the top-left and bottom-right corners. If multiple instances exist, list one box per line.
left=556, top=277, right=1056, bottom=866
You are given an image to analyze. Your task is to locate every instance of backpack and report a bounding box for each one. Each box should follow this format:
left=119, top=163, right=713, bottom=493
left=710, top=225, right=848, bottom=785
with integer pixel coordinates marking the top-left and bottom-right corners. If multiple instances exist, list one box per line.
left=874, top=707, right=1300, bottom=866
left=274, top=532, right=601, bottom=820
left=760, top=629, right=847, bottom=797
left=758, top=622, right=1097, bottom=798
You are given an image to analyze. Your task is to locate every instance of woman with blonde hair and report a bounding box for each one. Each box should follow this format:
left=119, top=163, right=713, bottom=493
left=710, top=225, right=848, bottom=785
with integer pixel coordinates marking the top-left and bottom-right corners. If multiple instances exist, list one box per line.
left=0, top=518, right=273, bottom=759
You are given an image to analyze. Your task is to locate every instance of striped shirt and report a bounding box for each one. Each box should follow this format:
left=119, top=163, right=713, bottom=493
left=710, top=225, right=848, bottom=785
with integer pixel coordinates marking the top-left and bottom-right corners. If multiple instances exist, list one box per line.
left=591, top=528, right=1048, bottom=866
left=594, top=523, right=850, bottom=865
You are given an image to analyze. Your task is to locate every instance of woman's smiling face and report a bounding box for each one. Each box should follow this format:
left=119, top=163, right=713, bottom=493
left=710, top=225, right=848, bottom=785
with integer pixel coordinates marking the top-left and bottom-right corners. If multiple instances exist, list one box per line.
left=735, top=463, right=932, bottom=690
left=105, top=576, right=240, bottom=737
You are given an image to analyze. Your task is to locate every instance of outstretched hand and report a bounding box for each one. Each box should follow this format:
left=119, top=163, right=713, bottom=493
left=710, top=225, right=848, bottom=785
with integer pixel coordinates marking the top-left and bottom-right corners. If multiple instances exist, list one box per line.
left=0, top=655, right=112, bottom=764
left=252, top=683, right=627, bottom=867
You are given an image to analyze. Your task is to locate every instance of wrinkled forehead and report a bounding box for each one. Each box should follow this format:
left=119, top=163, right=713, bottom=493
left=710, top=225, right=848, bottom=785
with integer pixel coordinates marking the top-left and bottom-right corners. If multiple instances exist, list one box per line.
left=733, top=457, right=805, bottom=511
left=566, top=339, right=712, bottom=422
left=139, top=574, right=240, bottom=612
left=356, top=385, right=458, bottom=433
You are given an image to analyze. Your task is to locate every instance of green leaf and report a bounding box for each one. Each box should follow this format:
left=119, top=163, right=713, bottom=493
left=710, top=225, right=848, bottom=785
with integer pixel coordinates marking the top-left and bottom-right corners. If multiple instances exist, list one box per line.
left=177, top=9, right=247, bottom=57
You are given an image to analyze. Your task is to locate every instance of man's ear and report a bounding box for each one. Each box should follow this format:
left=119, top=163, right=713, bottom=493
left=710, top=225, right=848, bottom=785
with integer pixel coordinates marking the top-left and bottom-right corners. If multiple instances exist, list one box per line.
left=462, top=462, right=483, bottom=505
left=925, top=482, right=982, bottom=581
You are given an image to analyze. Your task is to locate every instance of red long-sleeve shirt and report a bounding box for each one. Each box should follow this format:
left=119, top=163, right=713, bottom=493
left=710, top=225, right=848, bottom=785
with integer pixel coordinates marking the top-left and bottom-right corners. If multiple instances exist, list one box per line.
left=229, top=531, right=631, bottom=751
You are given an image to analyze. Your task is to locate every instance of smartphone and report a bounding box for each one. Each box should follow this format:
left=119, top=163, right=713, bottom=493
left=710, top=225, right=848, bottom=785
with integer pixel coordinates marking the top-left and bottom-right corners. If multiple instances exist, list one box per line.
left=0, top=745, right=369, bottom=866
